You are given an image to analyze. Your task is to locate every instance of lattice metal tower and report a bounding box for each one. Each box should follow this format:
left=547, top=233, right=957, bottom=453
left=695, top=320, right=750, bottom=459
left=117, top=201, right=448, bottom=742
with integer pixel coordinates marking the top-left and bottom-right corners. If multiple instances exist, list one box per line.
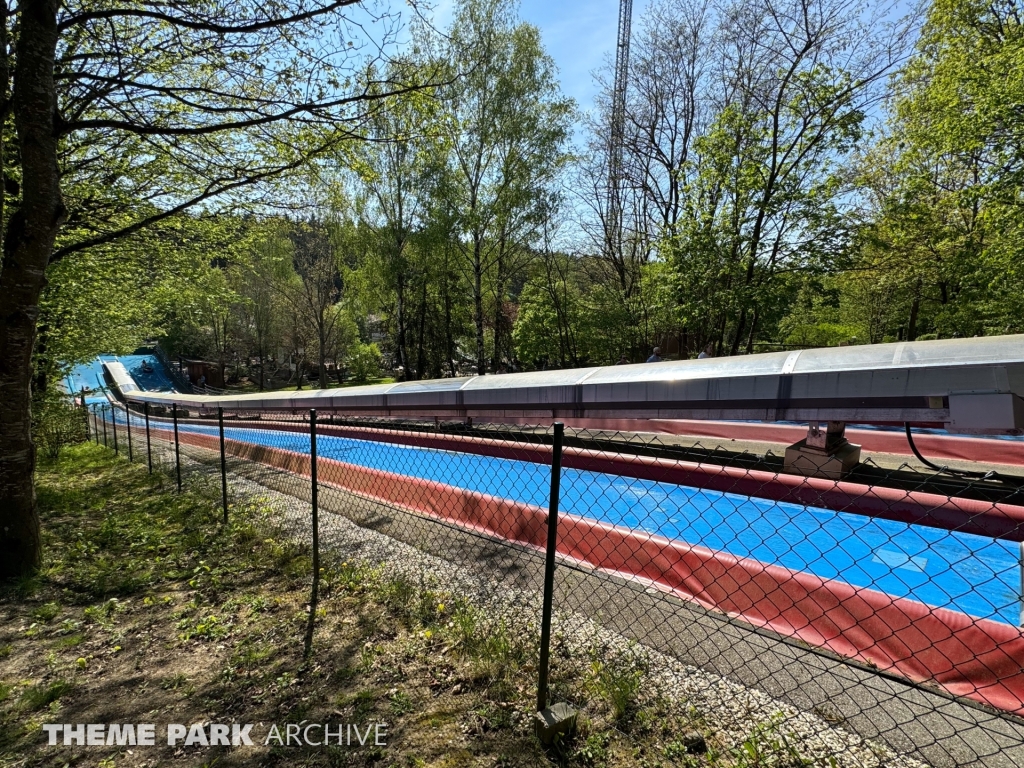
left=608, top=0, right=633, bottom=250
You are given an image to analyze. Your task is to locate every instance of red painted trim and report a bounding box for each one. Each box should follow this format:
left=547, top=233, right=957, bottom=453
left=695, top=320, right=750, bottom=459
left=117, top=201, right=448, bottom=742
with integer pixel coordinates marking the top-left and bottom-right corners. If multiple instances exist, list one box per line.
left=553, top=418, right=1024, bottom=467
left=155, top=426, right=1024, bottom=716
left=135, top=404, right=1024, bottom=464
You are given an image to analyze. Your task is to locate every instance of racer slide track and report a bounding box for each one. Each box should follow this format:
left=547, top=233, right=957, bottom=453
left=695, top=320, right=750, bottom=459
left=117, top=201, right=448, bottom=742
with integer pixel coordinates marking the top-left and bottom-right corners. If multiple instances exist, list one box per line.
left=115, top=407, right=1024, bottom=718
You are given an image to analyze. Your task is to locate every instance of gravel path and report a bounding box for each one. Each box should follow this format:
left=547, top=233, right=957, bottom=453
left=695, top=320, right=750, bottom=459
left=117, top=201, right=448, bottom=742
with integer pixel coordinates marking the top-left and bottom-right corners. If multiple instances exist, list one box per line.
left=162, top=442, right=931, bottom=768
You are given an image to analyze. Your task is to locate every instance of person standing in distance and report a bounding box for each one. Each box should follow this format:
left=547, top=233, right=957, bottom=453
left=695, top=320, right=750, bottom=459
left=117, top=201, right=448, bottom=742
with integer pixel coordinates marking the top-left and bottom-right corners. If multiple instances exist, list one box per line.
left=646, top=347, right=663, bottom=363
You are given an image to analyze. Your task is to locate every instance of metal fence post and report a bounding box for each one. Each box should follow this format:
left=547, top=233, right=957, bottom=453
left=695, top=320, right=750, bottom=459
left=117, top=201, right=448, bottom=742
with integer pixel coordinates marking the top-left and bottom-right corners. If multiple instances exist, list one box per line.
left=534, top=422, right=575, bottom=742
left=218, top=407, right=228, bottom=523
left=81, top=389, right=89, bottom=439
left=538, top=422, right=564, bottom=708
left=304, top=409, right=320, bottom=659
left=172, top=404, right=182, bottom=493
left=144, top=402, right=152, bottom=473
left=125, top=403, right=134, bottom=462
left=111, top=404, right=119, bottom=456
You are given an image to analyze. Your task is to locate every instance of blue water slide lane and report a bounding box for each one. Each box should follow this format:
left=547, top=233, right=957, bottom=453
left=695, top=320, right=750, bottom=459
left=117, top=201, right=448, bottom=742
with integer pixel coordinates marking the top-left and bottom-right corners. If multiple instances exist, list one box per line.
left=65, top=355, right=176, bottom=395
left=107, top=407, right=1021, bottom=626
left=64, top=357, right=110, bottom=394
left=117, top=354, right=176, bottom=392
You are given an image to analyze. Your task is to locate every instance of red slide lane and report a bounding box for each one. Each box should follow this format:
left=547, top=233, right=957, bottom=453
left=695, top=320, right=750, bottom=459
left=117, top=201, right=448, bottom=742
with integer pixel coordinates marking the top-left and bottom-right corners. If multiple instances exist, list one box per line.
left=510, top=417, right=1024, bottom=467
left=155, top=426, right=1024, bottom=715
left=162, top=419, right=1024, bottom=542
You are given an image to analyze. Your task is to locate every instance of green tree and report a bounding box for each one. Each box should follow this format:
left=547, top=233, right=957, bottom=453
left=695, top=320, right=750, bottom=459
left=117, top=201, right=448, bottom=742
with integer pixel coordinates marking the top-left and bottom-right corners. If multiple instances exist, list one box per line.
left=351, top=59, right=437, bottom=380
left=0, top=0, right=430, bottom=577
left=661, top=0, right=908, bottom=355
left=853, top=0, right=1024, bottom=339
left=422, top=0, right=573, bottom=374
left=235, top=230, right=294, bottom=390
left=347, top=342, right=382, bottom=383
left=286, top=220, right=343, bottom=390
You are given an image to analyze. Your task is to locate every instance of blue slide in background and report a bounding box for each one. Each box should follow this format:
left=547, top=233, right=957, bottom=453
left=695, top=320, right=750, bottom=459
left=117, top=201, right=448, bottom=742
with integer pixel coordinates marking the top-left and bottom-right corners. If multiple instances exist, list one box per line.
left=64, top=353, right=176, bottom=400
left=64, top=356, right=111, bottom=394
left=117, top=354, right=176, bottom=392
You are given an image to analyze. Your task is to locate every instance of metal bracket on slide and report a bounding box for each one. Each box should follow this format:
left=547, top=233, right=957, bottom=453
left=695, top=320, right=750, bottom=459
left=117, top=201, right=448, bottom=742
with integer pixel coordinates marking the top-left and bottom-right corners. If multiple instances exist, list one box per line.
left=805, top=421, right=848, bottom=453
left=784, top=421, right=862, bottom=480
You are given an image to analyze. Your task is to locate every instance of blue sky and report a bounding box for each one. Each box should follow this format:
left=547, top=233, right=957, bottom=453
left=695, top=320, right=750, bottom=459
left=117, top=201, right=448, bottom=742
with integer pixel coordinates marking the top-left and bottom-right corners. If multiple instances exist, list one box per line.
left=516, top=0, right=629, bottom=116
left=420, top=0, right=922, bottom=122
left=425, top=0, right=644, bottom=118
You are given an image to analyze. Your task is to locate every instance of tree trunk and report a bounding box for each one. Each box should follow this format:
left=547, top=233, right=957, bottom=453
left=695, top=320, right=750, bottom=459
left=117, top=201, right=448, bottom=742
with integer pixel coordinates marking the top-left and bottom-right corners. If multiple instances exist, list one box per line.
left=216, top=317, right=227, bottom=387
left=492, top=236, right=508, bottom=371
left=730, top=306, right=747, bottom=357
left=745, top=308, right=758, bottom=355
left=444, top=274, right=456, bottom=378
left=908, top=282, right=921, bottom=341
left=318, top=323, right=327, bottom=389
left=0, top=0, right=64, bottom=577
left=0, top=0, right=7, bottom=259
left=395, top=272, right=408, bottom=381
left=473, top=237, right=485, bottom=376
left=416, top=278, right=427, bottom=381
left=493, top=279, right=505, bottom=371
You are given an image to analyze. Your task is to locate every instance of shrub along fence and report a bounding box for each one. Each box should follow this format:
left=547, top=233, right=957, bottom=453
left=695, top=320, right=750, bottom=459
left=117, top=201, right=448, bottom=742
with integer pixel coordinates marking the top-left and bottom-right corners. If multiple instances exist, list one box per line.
left=86, top=398, right=1024, bottom=766
left=34, top=394, right=89, bottom=460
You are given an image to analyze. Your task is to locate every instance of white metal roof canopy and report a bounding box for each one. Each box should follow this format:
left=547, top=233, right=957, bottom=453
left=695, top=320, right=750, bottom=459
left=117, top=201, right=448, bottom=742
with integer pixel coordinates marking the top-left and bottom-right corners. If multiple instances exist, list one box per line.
left=115, top=335, right=1024, bottom=434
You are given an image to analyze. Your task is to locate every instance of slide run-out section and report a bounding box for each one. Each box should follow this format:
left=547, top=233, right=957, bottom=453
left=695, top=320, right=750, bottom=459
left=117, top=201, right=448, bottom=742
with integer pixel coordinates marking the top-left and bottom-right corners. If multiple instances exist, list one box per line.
left=161, top=417, right=1022, bottom=624
left=105, top=406, right=1024, bottom=716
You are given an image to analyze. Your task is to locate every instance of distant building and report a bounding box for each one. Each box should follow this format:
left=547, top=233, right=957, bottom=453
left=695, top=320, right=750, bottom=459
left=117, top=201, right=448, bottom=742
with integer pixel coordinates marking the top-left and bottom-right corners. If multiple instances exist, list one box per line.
left=184, top=360, right=224, bottom=388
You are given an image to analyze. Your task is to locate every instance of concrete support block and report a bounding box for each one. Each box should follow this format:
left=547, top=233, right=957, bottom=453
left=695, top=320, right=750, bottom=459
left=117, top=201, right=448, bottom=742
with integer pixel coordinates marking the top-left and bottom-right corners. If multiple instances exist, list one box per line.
left=784, top=439, right=861, bottom=480
left=534, top=702, right=577, bottom=744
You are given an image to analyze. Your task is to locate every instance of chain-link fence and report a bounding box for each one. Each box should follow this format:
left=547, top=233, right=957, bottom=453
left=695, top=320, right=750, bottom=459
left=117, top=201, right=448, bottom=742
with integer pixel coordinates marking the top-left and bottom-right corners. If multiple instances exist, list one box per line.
left=84, top=397, right=1024, bottom=766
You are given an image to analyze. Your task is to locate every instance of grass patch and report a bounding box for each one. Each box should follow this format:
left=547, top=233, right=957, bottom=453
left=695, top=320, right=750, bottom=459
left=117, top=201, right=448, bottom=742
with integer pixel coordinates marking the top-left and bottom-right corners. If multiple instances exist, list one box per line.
left=0, top=443, right=550, bottom=767
left=587, top=654, right=645, bottom=725
left=31, top=601, right=61, bottom=622
left=0, top=441, right=827, bottom=768
left=20, top=679, right=74, bottom=711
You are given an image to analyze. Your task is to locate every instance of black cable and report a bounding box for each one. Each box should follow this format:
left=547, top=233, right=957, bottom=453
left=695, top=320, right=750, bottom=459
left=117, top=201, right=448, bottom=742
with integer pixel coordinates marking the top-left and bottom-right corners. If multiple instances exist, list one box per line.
left=904, top=423, right=999, bottom=480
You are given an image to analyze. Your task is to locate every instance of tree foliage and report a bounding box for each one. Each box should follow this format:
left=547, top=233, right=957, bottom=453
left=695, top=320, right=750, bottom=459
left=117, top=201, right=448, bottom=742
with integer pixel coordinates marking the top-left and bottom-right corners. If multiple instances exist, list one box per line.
left=7, top=0, right=1024, bottom=580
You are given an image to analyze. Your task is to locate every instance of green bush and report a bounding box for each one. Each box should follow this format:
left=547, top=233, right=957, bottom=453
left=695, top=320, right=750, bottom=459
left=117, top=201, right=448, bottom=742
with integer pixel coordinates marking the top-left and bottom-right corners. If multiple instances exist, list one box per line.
left=347, top=342, right=381, bottom=383
left=32, top=394, right=88, bottom=460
